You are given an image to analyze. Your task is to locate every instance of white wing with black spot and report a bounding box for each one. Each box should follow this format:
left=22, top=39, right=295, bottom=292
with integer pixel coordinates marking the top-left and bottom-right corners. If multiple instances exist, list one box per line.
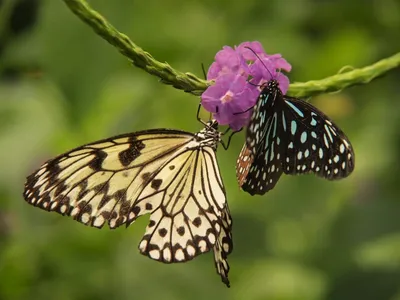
left=23, top=122, right=232, bottom=286
left=213, top=204, right=233, bottom=287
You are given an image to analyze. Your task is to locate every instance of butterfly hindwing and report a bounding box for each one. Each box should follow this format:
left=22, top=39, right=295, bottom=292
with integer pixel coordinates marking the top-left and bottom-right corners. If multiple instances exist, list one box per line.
left=138, top=144, right=226, bottom=263
left=236, top=144, right=253, bottom=187
left=213, top=204, right=233, bottom=287
left=237, top=114, right=284, bottom=195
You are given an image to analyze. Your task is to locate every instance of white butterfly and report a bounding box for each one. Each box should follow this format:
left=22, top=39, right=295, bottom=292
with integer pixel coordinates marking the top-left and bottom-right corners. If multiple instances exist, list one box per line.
left=24, top=120, right=233, bottom=286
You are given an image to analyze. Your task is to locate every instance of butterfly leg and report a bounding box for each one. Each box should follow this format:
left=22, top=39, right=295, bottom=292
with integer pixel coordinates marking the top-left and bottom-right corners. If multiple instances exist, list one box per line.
left=233, top=106, right=253, bottom=115
left=221, top=128, right=242, bottom=150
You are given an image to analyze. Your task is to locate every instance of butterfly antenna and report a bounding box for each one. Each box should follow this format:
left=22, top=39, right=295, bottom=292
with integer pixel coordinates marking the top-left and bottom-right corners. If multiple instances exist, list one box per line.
left=196, top=103, right=207, bottom=126
left=197, top=63, right=212, bottom=126
left=244, top=46, right=274, bottom=79
left=201, top=63, right=207, bottom=80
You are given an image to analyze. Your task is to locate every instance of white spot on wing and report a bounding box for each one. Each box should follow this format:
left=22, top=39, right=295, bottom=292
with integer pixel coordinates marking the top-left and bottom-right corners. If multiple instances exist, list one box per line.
left=297, top=151, right=303, bottom=160
left=149, top=250, right=160, bottom=260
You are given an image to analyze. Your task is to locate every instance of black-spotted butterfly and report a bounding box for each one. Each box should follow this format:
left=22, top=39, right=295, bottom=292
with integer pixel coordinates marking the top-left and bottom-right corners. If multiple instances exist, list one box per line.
left=24, top=120, right=233, bottom=286
left=237, top=79, right=355, bottom=195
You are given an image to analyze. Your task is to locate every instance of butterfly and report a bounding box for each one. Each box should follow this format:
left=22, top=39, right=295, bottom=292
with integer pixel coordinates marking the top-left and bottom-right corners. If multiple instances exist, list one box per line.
left=23, top=120, right=233, bottom=287
left=236, top=79, right=355, bottom=195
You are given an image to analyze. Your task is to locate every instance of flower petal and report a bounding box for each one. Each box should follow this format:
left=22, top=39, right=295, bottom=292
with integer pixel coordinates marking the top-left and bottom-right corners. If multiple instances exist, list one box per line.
left=236, top=41, right=266, bottom=61
left=276, top=73, right=290, bottom=94
left=207, top=62, right=221, bottom=80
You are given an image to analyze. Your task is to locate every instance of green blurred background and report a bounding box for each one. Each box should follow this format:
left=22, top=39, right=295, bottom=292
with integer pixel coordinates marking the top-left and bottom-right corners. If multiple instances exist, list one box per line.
left=1, top=0, right=400, bottom=299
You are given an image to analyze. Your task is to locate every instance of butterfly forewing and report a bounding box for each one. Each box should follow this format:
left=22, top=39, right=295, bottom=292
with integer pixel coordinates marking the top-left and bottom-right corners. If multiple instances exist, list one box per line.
left=237, top=113, right=285, bottom=195
left=24, top=123, right=232, bottom=286
left=25, top=130, right=191, bottom=228
left=246, top=82, right=278, bottom=155
left=281, top=97, right=355, bottom=178
left=238, top=84, right=286, bottom=194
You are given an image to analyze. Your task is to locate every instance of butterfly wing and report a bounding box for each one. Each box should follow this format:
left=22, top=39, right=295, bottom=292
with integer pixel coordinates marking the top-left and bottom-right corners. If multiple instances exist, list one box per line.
left=238, top=85, right=285, bottom=194
left=213, top=204, right=233, bottom=287
left=137, top=140, right=227, bottom=263
left=238, top=80, right=355, bottom=195
left=245, top=83, right=278, bottom=156
left=24, top=128, right=228, bottom=265
left=280, top=96, right=355, bottom=179
left=236, top=144, right=253, bottom=187
left=237, top=139, right=284, bottom=195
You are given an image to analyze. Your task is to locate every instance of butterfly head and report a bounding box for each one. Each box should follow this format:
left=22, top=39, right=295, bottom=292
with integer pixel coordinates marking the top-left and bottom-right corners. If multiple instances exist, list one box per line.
left=196, top=120, right=221, bottom=149
left=267, top=79, right=279, bottom=89
left=259, top=79, right=280, bottom=94
left=205, top=119, right=219, bottom=131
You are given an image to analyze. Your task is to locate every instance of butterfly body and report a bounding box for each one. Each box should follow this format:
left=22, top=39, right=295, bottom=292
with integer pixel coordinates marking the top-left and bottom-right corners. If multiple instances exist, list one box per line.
left=24, top=120, right=232, bottom=286
left=237, top=80, right=355, bottom=195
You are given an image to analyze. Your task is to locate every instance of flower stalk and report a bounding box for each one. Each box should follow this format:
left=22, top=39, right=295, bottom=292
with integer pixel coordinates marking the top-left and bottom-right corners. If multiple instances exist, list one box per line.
left=63, top=0, right=400, bottom=98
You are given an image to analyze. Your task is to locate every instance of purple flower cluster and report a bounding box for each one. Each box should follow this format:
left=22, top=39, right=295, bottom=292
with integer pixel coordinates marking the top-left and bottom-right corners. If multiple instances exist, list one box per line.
left=201, top=41, right=292, bottom=130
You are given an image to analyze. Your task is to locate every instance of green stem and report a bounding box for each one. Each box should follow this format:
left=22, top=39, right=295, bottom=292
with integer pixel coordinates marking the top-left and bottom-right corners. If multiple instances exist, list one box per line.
left=62, top=0, right=400, bottom=98
left=288, top=53, right=400, bottom=98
